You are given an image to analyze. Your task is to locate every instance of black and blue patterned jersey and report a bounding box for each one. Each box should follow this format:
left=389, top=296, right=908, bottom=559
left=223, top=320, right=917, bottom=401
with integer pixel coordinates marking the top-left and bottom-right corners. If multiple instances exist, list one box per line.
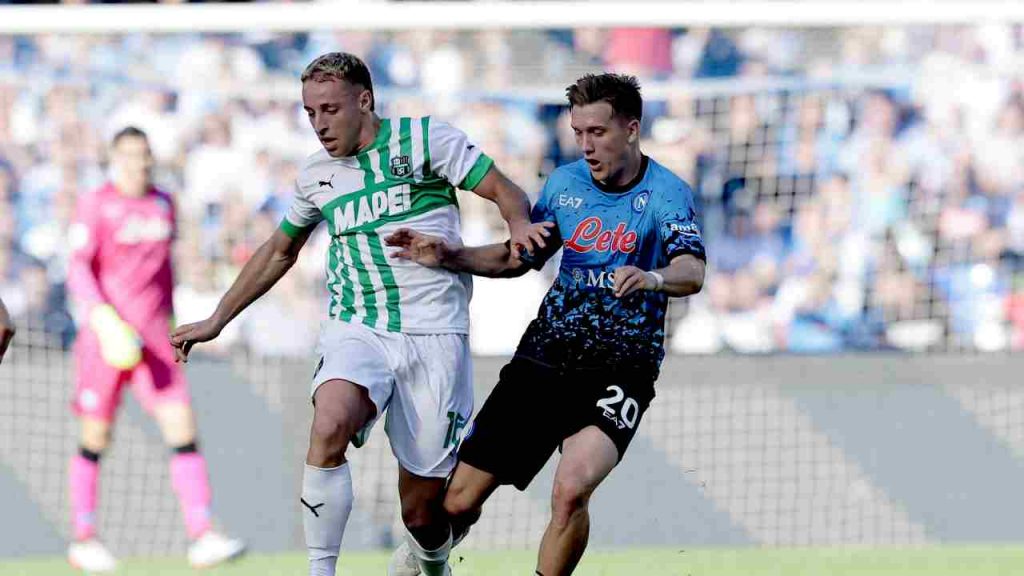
left=514, top=156, right=706, bottom=374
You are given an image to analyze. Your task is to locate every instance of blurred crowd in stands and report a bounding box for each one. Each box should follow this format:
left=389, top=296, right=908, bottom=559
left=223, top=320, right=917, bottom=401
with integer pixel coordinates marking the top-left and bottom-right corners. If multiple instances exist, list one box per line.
left=2, top=26, right=1024, bottom=355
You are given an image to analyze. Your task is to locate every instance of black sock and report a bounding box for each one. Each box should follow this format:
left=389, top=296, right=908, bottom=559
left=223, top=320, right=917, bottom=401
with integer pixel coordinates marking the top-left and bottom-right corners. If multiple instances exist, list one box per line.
left=79, top=446, right=101, bottom=463
left=172, top=442, right=198, bottom=455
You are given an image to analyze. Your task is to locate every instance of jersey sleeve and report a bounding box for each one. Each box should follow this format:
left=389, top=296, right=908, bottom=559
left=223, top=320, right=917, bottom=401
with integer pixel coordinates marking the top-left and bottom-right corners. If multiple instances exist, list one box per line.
left=656, top=181, right=707, bottom=262
left=425, top=118, right=494, bottom=191
left=279, top=182, right=323, bottom=238
left=66, top=193, right=108, bottom=316
left=520, top=175, right=562, bottom=270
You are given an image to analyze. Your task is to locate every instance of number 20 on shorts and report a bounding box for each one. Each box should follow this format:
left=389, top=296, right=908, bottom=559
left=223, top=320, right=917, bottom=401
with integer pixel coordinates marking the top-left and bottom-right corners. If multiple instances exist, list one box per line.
left=596, top=385, right=639, bottom=430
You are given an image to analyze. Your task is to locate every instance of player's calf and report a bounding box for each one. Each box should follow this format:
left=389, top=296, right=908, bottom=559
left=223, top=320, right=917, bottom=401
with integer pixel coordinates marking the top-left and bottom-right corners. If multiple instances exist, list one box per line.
left=169, top=442, right=213, bottom=539
left=303, top=379, right=375, bottom=576
left=443, top=461, right=501, bottom=545
left=538, top=481, right=595, bottom=576
left=537, top=426, right=619, bottom=576
left=442, top=488, right=482, bottom=549
left=398, top=470, right=452, bottom=576
left=69, top=446, right=103, bottom=542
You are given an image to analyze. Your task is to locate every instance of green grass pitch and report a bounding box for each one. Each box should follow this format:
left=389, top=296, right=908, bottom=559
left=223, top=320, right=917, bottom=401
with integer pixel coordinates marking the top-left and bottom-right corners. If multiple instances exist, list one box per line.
left=3, top=546, right=1024, bottom=576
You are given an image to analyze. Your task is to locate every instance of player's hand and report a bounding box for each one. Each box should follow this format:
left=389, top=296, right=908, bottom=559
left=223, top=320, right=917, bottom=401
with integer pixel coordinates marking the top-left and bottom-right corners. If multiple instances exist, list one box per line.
left=0, top=322, right=14, bottom=366
left=384, top=228, right=449, bottom=268
left=613, top=266, right=657, bottom=298
left=169, top=317, right=223, bottom=363
left=509, top=219, right=551, bottom=258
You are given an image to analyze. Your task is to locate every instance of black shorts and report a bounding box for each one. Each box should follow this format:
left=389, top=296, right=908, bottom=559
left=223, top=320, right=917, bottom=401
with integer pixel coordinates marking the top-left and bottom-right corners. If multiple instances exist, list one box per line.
left=458, top=357, right=656, bottom=491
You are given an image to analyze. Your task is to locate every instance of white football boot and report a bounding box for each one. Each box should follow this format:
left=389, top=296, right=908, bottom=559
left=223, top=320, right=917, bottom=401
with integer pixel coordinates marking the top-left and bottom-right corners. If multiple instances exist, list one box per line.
left=68, top=539, right=118, bottom=573
left=387, top=542, right=456, bottom=576
left=187, top=530, right=246, bottom=568
left=387, top=541, right=421, bottom=576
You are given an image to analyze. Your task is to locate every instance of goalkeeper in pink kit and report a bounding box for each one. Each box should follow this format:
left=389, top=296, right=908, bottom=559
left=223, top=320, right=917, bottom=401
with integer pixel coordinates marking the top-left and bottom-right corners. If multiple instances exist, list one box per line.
left=65, top=127, right=244, bottom=572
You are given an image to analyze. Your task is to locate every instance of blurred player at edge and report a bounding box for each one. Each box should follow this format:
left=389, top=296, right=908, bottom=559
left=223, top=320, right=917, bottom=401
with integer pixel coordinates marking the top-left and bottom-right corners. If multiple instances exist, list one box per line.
left=386, top=73, right=706, bottom=576
left=65, top=127, right=245, bottom=573
left=0, top=296, right=14, bottom=364
left=170, top=52, right=547, bottom=576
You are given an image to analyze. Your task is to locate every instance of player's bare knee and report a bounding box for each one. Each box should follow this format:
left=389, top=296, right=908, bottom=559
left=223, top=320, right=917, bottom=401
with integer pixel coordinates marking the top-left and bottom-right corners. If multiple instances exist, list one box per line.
left=551, top=476, right=592, bottom=519
left=308, top=414, right=354, bottom=462
left=81, top=434, right=110, bottom=453
left=400, top=498, right=439, bottom=533
left=80, top=421, right=112, bottom=453
left=443, top=488, right=481, bottom=525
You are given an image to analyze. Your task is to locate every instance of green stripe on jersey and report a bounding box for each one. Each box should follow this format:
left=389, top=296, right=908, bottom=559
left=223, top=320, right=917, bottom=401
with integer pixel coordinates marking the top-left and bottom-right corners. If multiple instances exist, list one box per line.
left=421, top=116, right=432, bottom=179
left=461, top=154, right=494, bottom=190
left=326, top=239, right=339, bottom=318
left=400, top=117, right=414, bottom=181
left=331, top=238, right=356, bottom=321
left=366, top=232, right=402, bottom=332
left=378, top=120, right=394, bottom=189
left=279, top=218, right=308, bottom=238
left=345, top=235, right=379, bottom=328
left=357, top=119, right=391, bottom=190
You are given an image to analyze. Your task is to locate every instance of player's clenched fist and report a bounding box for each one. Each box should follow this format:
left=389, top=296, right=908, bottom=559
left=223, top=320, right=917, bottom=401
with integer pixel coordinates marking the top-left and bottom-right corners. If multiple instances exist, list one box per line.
left=613, top=265, right=657, bottom=298
left=384, top=228, right=450, bottom=268
left=169, top=318, right=223, bottom=363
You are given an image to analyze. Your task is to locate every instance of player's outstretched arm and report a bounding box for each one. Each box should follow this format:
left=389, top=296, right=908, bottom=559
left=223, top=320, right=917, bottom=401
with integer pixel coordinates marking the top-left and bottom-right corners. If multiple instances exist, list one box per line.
left=471, top=168, right=549, bottom=256
left=385, top=223, right=555, bottom=278
left=170, top=227, right=314, bottom=362
left=0, top=296, right=14, bottom=365
left=613, top=254, right=706, bottom=299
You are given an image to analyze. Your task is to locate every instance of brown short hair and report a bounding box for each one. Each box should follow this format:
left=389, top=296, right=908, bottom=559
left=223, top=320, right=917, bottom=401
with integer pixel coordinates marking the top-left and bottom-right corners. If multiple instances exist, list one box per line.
left=301, top=52, right=375, bottom=111
left=111, top=126, right=148, bottom=147
left=566, top=73, right=643, bottom=122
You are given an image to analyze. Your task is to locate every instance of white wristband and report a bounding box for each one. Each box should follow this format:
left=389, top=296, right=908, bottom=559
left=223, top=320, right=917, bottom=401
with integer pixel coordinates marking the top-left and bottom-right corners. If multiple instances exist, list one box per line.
left=648, top=271, right=665, bottom=292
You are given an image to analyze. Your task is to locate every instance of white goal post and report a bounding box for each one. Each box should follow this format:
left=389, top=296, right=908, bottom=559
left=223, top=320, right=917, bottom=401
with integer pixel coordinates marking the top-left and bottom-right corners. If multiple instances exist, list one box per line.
left=1, top=1, right=1024, bottom=34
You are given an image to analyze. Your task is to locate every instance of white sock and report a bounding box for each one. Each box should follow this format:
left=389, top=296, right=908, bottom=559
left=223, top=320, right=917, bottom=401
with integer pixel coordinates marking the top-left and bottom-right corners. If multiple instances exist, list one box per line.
left=302, top=463, right=353, bottom=576
left=405, top=526, right=452, bottom=576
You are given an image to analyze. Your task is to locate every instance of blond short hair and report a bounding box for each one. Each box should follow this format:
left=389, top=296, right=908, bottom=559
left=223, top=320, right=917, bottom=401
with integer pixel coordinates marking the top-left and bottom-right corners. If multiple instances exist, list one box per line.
left=301, top=52, right=375, bottom=111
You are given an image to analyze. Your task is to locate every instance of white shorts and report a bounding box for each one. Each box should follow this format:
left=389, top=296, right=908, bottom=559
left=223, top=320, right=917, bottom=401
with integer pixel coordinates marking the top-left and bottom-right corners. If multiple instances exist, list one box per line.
left=311, top=320, right=473, bottom=478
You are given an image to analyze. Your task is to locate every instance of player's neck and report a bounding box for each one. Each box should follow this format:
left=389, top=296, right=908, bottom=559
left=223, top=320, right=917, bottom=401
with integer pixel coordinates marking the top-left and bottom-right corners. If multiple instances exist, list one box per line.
left=354, top=114, right=382, bottom=154
left=594, top=152, right=647, bottom=194
left=610, top=150, right=644, bottom=188
left=113, top=179, right=149, bottom=198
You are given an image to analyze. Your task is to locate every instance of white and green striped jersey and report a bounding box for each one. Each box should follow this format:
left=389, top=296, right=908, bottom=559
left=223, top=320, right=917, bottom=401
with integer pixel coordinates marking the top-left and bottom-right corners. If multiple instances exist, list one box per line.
left=280, top=116, right=493, bottom=335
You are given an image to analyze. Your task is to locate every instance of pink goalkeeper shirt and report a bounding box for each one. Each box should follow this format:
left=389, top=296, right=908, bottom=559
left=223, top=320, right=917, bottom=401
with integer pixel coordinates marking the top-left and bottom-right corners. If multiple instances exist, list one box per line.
left=67, top=182, right=176, bottom=336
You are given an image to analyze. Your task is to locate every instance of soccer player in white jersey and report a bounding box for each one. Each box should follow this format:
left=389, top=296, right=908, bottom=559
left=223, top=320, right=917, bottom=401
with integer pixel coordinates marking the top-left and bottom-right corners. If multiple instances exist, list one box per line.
left=170, top=52, right=547, bottom=576
left=0, top=296, right=13, bottom=364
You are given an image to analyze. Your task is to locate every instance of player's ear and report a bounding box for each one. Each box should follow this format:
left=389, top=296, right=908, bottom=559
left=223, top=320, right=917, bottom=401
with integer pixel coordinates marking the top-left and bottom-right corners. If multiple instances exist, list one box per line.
left=359, top=89, right=373, bottom=113
left=627, top=118, right=641, bottom=144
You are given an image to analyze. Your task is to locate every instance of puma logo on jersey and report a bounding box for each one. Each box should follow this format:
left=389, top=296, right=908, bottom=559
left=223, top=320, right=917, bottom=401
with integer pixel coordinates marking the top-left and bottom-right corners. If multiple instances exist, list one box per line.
left=332, top=184, right=413, bottom=233
left=319, top=175, right=334, bottom=189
